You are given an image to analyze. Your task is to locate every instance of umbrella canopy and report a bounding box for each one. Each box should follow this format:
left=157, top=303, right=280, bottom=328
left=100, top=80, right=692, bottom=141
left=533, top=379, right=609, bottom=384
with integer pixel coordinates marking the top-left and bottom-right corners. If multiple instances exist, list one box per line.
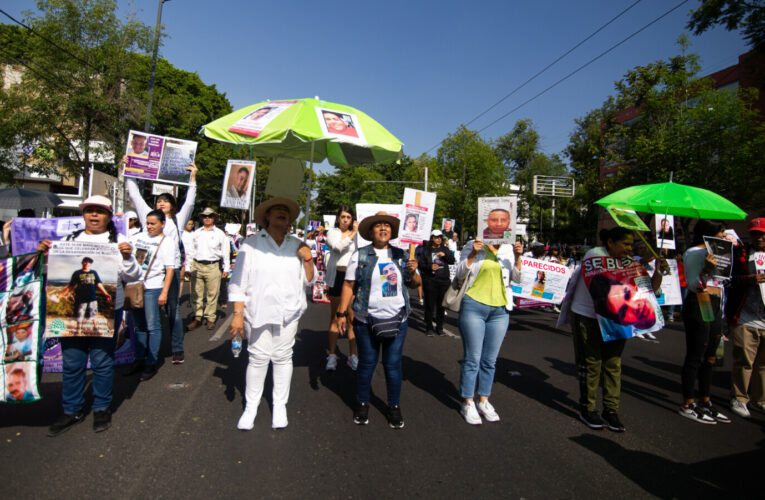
left=0, top=187, right=63, bottom=211
left=595, top=182, right=747, bottom=220
left=200, top=98, right=403, bottom=167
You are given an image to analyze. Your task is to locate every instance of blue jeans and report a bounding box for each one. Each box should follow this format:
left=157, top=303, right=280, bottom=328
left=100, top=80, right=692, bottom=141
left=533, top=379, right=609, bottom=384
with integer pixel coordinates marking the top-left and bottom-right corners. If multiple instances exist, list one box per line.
left=458, top=295, right=509, bottom=399
left=167, top=269, right=185, bottom=352
left=354, top=317, right=408, bottom=407
left=133, top=288, right=162, bottom=366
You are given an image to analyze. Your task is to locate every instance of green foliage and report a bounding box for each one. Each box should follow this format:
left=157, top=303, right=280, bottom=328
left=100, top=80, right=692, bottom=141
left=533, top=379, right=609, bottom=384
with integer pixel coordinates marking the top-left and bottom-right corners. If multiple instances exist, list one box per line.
left=687, top=0, right=765, bottom=48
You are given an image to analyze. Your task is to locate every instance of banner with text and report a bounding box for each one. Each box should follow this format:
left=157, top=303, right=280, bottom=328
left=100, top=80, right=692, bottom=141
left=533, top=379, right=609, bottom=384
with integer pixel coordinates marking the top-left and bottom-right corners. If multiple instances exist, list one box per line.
left=512, top=257, right=572, bottom=305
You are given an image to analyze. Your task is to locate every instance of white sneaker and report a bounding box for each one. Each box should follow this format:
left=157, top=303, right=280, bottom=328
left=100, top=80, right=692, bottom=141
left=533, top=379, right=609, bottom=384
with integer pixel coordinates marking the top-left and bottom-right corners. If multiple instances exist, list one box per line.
left=477, top=400, right=500, bottom=422
left=636, top=333, right=647, bottom=340
left=730, top=398, right=751, bottom=418
left=347, top=354, right=359, bottom=371
left=325, top=354, right=337, bottom=371
left=272, top=404, right=288, bottom=429
left=643, top=332, right=657, bottom=340
left=237, top=407, right=257, bottom=431
left=460, top=401, right=482, bottom=425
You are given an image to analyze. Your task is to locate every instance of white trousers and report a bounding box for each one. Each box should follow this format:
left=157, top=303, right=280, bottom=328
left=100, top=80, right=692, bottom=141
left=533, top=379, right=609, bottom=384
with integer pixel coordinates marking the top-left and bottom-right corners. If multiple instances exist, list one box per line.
left=244, top=320, right=298, bottom=409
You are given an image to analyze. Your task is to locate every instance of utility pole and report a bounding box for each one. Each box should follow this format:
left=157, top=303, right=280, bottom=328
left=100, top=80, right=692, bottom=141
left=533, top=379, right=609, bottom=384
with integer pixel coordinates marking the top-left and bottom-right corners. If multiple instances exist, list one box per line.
left=144, top=0, right=169, bottom=132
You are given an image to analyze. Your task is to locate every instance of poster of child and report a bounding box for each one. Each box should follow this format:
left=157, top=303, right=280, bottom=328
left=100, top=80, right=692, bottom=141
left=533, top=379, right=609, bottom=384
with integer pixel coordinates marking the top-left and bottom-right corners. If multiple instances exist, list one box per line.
left=4, top=322, right=35, bottom=362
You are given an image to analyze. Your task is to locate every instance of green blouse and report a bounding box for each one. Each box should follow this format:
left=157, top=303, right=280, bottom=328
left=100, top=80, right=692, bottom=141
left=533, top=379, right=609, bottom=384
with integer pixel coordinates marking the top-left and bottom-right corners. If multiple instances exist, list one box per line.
left=465, top=250, right=507, bottom=307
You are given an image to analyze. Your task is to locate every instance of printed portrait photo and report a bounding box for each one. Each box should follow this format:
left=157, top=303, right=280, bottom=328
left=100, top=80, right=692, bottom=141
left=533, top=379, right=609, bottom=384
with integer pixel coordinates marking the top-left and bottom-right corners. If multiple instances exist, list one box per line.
left=403, top=213, right=419, bottom=233
left=4, top=282, right=40, bottom=326
left=126, top=132, right=149, bottom=157
left=4, top=362, right=39, bottom=402
left=4, top=322, right=36, bottom=362
left=379, top=262, right=399, bottom=298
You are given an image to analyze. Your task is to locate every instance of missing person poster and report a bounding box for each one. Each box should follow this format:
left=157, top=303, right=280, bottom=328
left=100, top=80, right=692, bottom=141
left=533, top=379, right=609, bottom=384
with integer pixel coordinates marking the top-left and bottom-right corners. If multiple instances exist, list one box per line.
left=703, top=236, right=733, bottom=280
left=582, top=255, right=664, bottom=341
left=655, top=214, right=676, bottom=250
left=356, top=203, right=408, bottom=250
left=229, top=100, right=297, bottom=137
left=400, top=188, right=437, bottom=245
left=316, top=107, right=366, bottom=144
left=477, top=196, right=517, bottom=245
left=644, top=259, right=683, bottom=306
left=606, top=207, right=649, bottom=232
left=220, top=160, right=256, bottom=210
left=754, top=252, right=765, bottom=306
left=442, top=218, right=456, bottom=236
left=10, top=216, right=128, bottom=255
left=512, top=257, right=572, bottom=304
left=46, top=241, right=120, bottom=338
left=1, top=252, right=44, bottom=403
left=123, top=130, right=197, bottom=185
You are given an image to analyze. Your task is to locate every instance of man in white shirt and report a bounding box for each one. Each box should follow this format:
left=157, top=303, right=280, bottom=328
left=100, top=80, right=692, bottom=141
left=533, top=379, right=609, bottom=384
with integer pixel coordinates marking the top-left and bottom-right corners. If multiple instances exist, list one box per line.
left=185, top=208, right=230, bottom=330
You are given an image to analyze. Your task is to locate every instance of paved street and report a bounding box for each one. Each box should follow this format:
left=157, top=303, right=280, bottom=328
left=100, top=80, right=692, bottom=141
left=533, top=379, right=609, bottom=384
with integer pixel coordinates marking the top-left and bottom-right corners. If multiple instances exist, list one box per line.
left=1, top=295, right=762, bottom=499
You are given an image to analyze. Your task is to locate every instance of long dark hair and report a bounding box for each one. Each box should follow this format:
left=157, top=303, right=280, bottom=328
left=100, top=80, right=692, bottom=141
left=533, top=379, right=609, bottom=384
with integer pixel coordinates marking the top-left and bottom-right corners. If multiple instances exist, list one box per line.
left=156, top=193, right=178, bottom=216
left=692, top=219, right=724, bottom=246
left=334, top=205, right=355, bottom=228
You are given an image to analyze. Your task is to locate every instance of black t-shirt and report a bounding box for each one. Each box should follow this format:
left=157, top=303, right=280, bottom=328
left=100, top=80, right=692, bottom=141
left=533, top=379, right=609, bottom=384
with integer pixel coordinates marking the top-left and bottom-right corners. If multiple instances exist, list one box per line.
left=69, top=270, right=102, bottom=303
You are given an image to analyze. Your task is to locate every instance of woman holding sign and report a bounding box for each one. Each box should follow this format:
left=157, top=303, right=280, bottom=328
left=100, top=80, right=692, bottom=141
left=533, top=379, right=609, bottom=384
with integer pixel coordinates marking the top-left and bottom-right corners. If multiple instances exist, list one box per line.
left=455, top=238, right=523, bottom=425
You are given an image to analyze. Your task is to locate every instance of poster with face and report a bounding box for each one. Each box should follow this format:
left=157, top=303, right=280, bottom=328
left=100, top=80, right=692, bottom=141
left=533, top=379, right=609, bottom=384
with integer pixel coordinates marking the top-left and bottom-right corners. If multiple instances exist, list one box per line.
left=582, top=255, right=664, bottom=341
left=220, top=160, right=257, bottom=210
left=10, top=216, right=127, bottom=255
left=3, top=282, right=40, bottom=328
left=123, top=130, right=197, bottom=185
left=2, top=361, right=40, bottom=403
left=399, top=188, right=437, bottom=245
left=655, top=214, right=676, bottom=250
left=477, top=197, right=517, bottom=245
left=511, top=257, right=572, bottom=304
left=703, top=236, right=733, bottom=279
left=46, top=241, right=121, bottom=338
left=644, top=259, right=683, bottom=306
left=316, top=107, right=366, bottom=144
left=355, top=203, right=408, bottom=250
left=228, top=100, right=297, bottom=137
left=441, top=218, right=456, bottom=236
left=323, top=215, right=336, bottom=229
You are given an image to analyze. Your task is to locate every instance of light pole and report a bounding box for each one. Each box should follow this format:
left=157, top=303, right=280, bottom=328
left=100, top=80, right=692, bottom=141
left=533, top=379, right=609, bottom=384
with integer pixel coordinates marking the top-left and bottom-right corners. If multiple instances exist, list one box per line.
left=144, top=0, right=170, bottom=132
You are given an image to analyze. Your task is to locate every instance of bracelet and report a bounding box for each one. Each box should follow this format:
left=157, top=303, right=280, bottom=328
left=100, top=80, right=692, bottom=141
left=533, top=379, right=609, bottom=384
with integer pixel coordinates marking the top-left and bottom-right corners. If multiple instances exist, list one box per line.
left=303, top=257, right=313, bottom=262
left=233, top=311, right=244, bottom=315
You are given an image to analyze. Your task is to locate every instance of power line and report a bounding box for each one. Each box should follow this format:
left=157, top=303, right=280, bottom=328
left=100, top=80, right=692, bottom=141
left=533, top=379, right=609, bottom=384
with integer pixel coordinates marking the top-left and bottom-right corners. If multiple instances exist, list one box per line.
left=476, top=1, right=689, bottom=134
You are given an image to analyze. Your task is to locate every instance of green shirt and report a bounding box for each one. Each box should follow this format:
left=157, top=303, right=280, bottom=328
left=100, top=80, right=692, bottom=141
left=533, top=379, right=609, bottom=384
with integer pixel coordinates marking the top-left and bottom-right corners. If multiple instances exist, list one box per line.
left=466, top=250, right=507, bottom=307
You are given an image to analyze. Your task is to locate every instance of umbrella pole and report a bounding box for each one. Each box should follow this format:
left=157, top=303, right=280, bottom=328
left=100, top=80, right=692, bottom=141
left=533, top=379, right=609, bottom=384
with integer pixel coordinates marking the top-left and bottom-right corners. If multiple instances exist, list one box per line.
left=634, top=230, right=660, bottom=260
left=304, top=141, right=315, bottom=242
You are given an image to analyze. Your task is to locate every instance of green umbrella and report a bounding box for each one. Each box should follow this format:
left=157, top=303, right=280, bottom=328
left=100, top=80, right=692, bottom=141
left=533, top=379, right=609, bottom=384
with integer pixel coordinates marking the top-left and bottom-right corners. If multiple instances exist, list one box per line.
left=595, top=182, right=747, bottom=220
left=200, top=97, right=403, bottom=167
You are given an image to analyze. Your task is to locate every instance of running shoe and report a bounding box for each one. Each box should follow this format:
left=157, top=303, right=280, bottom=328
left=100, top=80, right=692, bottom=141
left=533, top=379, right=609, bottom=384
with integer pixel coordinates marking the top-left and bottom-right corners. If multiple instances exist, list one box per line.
left=678, top=403, right=716, bottom=424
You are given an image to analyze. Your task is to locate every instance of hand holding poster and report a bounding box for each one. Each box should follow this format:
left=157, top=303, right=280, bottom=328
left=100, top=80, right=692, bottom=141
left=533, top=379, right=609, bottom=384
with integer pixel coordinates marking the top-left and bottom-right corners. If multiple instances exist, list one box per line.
left=45, top=241, right=121, bottom=338
left=477, top=197, right=517, bottom=245
left=644, top=258, right=683, bottom=306
left=220, top=160, right=256, bottom=210
left=512, top=257, right=572, bottom=304
left=400, top=188, right=437, bottom=245
left=582, top=255, right=664, bottom=341
left=123, top=130, right=197, bottom=185
left=703, top=236, right=733, bottom=279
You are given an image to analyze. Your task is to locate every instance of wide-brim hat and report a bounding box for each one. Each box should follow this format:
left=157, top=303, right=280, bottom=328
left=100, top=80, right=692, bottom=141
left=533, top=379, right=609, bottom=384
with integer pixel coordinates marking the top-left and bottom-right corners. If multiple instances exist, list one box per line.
left=79, top=195, right=113, bottom=214
left=358, top=211, right=400, bottom=240
left=200, top=207, right=218, bottom=217
left=253, top=197, right=300, bottom=227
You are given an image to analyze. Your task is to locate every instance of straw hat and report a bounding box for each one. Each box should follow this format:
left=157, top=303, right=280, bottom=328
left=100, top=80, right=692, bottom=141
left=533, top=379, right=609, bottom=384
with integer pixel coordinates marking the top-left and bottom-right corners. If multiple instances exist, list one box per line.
left=252, top=197, right=300, bottom=227
left=358, top=211, right=400, bottom=240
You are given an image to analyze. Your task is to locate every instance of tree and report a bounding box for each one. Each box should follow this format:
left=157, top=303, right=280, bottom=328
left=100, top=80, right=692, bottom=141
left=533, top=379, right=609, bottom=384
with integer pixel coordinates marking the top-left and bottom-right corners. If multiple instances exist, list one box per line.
left=687, top=0, right=765, bottom=49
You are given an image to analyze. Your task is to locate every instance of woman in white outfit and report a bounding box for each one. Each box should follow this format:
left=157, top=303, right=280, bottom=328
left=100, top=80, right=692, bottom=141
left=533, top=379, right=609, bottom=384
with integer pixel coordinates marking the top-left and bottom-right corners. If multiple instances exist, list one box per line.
left=229, top=197, right=315, bottom=430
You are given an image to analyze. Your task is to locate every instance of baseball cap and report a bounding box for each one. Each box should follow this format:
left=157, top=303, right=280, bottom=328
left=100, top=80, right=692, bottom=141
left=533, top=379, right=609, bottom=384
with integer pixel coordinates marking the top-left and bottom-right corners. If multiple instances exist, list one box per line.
left=748, top=218, right=765, bottom=233
left=125, top=210, right=138, bottom=220
left=431, top=229, right=443, bottom=237
left=79, top=195, right=112, bottom=214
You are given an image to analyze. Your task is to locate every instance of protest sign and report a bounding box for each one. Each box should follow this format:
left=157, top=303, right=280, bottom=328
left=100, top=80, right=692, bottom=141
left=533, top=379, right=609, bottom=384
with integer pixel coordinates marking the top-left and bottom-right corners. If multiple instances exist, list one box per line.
left=400, top=188, right=437, bottom=245
left=477, top=197, right=517, bottom=245
left=265, top=157, right=304, bottom=201
left=246, top=223, right=258, bottom=237
left=312, top=233, right=329, bottom=303
left=606, top=207, right=649, bottom=231
left=644, top=259, right=683, bottom=306
left=511, top=257, right=572, bottom=305
left=46, top=241, right=120, bottom=338
left=123, top=130, right=197, bottom=185
left=1, top=252, right=44, bottom=403
left=655, top=214, right=676, bottom=250
left=323, top=215, right=336, bottom=229
left=224, top=223, right=241, bottom=236
left=11, top=216, right=127, bottom=256
left=151, top=182, right=174, bottom=195
left=754, top=252, right=765, bottom=306
left=220, top=160, right=256, bottom=210
left=441, top=218, right=456, bottom=236
left=356, top=203, right=408, bottom=250
left=229, top=100, right=297, bottom=137
left=703, top=236, right=733, bottom=279
left=582, top=254, right=664, bottom=341
left=316, top=107, right=366, bottom=144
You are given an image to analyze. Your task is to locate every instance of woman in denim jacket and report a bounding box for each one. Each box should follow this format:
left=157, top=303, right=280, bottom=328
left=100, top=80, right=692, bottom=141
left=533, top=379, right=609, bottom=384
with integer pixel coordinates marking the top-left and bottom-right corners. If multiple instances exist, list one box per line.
left=336, top=212, right=420, bottom=429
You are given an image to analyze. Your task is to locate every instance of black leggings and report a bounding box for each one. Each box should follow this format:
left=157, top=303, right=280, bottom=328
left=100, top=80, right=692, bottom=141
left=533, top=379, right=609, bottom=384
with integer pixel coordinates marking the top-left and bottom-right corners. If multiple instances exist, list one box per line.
left=423, top=280, right=449, bottom=331
left=681, top=291, right=722, bottom=400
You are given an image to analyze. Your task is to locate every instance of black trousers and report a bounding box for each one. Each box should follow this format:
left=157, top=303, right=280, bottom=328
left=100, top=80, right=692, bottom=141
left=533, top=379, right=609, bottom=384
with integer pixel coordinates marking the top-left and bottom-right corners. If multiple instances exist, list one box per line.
left=681, top=291, right=722, bottom=400
left=423, top=280, right=449, bottom=331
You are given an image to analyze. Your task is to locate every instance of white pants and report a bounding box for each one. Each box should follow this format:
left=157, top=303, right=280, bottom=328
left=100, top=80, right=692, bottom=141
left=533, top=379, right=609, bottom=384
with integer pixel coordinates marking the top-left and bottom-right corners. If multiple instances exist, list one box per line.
left=244, top=320, right=298, bottom=409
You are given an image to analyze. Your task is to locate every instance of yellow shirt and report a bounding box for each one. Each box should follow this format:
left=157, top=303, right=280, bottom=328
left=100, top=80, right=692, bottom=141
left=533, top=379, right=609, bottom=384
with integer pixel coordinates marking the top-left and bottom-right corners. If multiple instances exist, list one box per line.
left=466, top=250, right=507, bottom=307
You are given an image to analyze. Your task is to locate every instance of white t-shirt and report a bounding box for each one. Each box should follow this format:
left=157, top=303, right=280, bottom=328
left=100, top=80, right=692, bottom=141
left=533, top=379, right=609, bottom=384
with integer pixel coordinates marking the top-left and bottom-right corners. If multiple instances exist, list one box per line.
left=129, top=232, right=176, bottom=289
left=570, top=246, right=609, bottom=319
left=345, top=248, right=406, bottom=322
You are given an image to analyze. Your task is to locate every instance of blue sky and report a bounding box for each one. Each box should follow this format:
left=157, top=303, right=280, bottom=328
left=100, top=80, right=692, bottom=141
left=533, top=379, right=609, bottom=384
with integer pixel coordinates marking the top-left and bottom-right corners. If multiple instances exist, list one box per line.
left=4, top=1, right=751, bottom=172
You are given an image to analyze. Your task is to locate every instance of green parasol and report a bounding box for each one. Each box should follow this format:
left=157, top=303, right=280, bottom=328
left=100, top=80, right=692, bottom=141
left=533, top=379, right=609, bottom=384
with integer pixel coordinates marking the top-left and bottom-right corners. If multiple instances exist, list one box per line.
left=595, top=182, right=747, bottom=220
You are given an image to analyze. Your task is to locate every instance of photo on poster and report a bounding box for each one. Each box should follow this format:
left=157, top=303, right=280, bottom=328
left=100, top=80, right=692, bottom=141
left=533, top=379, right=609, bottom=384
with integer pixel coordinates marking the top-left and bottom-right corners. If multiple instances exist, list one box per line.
left=45, top=241, right=120, bottom=338
left=126, top=131, right=149, bottom=157
left=3, top=361, right=39, bottom=402
left=220, top=160, right=256, bottom=210
left=400, top=189, right=437, bottom=245
left=156, top=138, right=197, bottom=185
left=4, top=321, right=36, bottom=362
left=4, top=282, right=40, bottom=327
left=316, top=107, right=366, bottom=144
left=477, top=197, right=517, bottom=245
left=403, top=212, right=419, bottom=233
left=378, top=262, right=399, bottom=298
left=441, top=218, right=456, bottom=235
left=228, top=100, right=297, bottom=137
left=655, top=214, right=676, bottom=250
left=12, top=253, right=42, bottom=288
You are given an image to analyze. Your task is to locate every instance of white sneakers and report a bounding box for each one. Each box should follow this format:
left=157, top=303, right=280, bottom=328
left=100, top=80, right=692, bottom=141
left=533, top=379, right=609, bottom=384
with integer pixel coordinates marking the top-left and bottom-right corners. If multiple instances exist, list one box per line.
left=730, top=398, right=751, bottom=418
left=477, top=400, right=500, bottom=422
left=325, top=354, right=338, bottom=371
left=272, top=404, right=288, bottom=429
left=347, top=354, right=359, bottom=371
left=237, top=407, right=257, bottom=431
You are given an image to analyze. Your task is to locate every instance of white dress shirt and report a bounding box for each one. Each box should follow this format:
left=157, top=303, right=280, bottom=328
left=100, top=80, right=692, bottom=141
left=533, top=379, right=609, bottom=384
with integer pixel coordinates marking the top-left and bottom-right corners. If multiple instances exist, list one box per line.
left=228, top=231, right=315, bottom=328
left=185, top=226, right=230, bottom=272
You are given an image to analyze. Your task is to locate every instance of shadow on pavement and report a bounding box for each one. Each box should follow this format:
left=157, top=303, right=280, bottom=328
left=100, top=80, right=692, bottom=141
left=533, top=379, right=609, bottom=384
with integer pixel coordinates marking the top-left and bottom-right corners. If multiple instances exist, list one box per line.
left=293, top=328, right=357, bottom=411
left=495, top=357, right=579, bottom=418
left=402, top=355, right=461, bottom=410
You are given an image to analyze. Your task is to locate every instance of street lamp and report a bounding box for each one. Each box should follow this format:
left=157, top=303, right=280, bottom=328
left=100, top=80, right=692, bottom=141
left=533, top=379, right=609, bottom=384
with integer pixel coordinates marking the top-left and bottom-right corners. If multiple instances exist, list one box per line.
left=144, top=0, right=170, bottom=132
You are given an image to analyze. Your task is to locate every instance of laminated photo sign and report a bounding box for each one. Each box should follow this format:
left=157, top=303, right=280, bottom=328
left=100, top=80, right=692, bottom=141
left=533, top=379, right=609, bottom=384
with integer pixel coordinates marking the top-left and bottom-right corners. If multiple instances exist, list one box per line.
left=221, top=160, right=257, bottom=210
left=512, top=257, right=572, bottom=305
left=655, top=214, right=676, bottom=250
left=477, top=197, right=517, bottom=245
left=703, top=236, right=733, bottom=279
left=123, top=130, right=197, bottom=185
left=399, top=188, right=437, bottom=245
left=229, top=100, right=297, bottom=137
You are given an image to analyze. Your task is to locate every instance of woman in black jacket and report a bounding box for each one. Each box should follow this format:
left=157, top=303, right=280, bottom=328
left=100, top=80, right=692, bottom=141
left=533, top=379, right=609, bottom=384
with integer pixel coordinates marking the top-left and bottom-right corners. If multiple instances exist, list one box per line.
left=417, top=230, right=455, bottom=336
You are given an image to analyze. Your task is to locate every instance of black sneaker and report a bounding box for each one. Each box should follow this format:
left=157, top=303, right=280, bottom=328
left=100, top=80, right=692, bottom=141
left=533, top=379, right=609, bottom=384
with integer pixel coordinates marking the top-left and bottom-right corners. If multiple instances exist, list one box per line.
left=425, top=330, right=435, bottom=337
left=47, top=411, right=85, bottom=437
left=93, top=409, right=112, bottom=433
left=579, top=410, right=604, bottom=430
left=701, top=402, right=731, bottom=424
left=122, top=360, right=145, bottom=376
left=172, top=351, right=184, bottom=364
left=353, top=403, right=369, bottom=425
left=140, top=365, right=158, bottom=382
left=387, top=405, right=405, bottom=429
left=601, top=410, right=626, bottom=432
left=435, top=328, right=446, bottom=336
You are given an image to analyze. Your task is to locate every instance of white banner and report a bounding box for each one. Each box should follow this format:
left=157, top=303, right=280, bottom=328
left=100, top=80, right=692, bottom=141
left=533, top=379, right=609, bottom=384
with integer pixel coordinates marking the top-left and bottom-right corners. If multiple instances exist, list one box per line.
left=511, top=257, right=572, bottom=304
left=400, top=188, right=437, bottom=245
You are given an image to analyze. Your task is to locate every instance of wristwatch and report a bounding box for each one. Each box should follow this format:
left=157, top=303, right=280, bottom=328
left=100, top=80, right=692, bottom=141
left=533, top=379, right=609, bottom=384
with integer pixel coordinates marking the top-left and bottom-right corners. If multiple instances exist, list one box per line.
left=336, top=311, right=348, bottom=318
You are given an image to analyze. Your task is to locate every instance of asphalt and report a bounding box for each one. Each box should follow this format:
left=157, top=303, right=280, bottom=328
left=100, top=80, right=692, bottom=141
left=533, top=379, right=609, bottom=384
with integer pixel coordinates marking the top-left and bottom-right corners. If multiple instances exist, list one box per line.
left=1, top=294, right=763, bottom=499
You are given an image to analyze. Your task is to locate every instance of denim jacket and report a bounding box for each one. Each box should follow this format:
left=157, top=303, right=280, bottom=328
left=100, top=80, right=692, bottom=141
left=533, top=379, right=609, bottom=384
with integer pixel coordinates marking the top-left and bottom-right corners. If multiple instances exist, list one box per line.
left=352, top=244, right=413, bottom=317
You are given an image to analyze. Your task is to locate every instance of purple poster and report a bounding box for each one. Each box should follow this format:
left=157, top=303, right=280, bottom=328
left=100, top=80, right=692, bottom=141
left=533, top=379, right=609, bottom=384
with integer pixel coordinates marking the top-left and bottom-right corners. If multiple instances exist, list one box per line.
left=124, top=131, right=165, bottom=181
left=11, top=216, right=127, bottom=256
